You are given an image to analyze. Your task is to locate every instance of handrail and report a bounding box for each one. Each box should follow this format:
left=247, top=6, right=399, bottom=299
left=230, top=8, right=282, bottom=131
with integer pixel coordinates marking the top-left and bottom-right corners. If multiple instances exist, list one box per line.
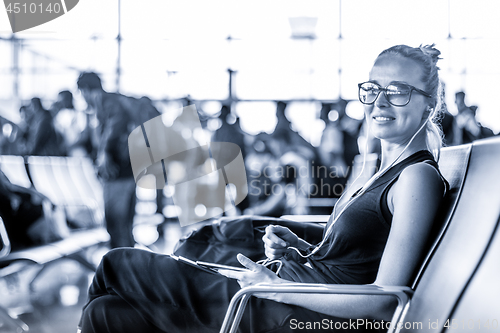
left=220, top=283, right=413, bottom=333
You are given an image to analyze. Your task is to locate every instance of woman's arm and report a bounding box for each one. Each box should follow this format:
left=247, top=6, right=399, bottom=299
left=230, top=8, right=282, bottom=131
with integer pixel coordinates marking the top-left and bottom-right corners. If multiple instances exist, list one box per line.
left=375, top=162, right=444, bottom=286
left=222, top=162, right=445, bottom=321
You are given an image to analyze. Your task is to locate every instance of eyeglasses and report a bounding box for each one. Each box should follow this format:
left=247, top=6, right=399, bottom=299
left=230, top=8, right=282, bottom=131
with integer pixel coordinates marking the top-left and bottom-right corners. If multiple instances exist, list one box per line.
left=358, top=81, right=432, bottom=107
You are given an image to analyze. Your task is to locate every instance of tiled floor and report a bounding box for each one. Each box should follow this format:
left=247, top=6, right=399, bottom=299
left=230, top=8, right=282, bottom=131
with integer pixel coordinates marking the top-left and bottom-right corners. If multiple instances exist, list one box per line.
left=0, top=220, right=185, bottom=333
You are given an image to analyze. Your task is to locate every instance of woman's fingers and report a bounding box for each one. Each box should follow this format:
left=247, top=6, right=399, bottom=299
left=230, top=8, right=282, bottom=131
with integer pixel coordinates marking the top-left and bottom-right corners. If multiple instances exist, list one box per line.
left=264, top=226, right=288, bottom=247
left=217, top=269, right=240, bottom=279
left=237, top=254, right=263, bottom=272
left=263, top=237, right=287, bottom=259
left=263, top=226, right=292, bottom=260
left=220, top=255, right=282, bottom=290
left=262, top=233, right=287, bottom=249
left=265, top=248, right=282, bottom=260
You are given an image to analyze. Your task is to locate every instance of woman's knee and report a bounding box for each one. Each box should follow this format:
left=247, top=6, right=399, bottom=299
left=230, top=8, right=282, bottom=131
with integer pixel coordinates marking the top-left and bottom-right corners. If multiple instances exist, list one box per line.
left=80, top=296, right=116, bottom=333
left=99, top=248, right=138, bottom=271
left=91, top=248, right=158, bottom=295
left=80, top=295, right=161, bottom=333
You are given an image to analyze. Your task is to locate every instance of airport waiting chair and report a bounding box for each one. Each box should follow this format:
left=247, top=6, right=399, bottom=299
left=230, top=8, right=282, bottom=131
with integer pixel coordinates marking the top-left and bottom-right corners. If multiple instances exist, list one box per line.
left=221, top=137, right=500, bottom=333
left=26, top=156, right=103, bottom=227
left=0, top=155, right=32, bottom=188
left=398, top=137, right=500, bottom=332
left=0, top=218, right=31, bottom=333
left=0, top=216, right=109, bottom=332
left=0, top=156, right=109, bottom=332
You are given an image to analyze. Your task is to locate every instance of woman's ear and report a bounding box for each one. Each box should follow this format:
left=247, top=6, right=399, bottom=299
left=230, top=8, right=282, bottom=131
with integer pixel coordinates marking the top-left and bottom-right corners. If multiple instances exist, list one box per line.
left=423, top=105, right=434, bottom=120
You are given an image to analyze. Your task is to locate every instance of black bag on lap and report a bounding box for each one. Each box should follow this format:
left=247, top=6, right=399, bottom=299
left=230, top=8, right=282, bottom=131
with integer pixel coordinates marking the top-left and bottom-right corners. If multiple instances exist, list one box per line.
left=173, top=215, right=325, bottom=266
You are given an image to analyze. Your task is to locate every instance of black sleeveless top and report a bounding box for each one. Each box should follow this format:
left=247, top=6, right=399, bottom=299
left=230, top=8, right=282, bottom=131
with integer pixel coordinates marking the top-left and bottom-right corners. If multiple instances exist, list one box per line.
left=278, top=150, right=448, bottom=285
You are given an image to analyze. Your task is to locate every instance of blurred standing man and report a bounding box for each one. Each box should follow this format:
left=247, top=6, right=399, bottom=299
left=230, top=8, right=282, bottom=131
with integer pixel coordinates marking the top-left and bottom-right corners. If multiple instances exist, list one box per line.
left=21, top=98, right=62, bottom=156
left=51, top=90, right=92, bottom=157
left=77, top=72, right=136, bottom=248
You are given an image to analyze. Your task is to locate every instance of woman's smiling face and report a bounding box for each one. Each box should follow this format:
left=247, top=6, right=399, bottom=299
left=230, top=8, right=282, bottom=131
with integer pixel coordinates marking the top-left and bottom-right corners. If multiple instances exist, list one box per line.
left=365, top=54, right=431, bottom=145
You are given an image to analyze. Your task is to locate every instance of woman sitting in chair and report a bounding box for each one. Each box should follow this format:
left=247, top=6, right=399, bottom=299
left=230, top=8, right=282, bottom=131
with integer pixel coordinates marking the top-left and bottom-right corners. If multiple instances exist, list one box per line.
left=78, top=44, right=448, bottom=333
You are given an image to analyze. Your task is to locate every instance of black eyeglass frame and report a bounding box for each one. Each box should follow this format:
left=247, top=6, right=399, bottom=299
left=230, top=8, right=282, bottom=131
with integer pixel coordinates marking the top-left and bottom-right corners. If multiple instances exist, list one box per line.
left=358, top=81, right=432, bottom=107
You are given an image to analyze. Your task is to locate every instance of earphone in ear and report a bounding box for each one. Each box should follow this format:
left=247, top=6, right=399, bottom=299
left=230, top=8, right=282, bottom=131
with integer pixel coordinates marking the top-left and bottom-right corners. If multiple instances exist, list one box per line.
left=422, top=106, right=433, bottom=120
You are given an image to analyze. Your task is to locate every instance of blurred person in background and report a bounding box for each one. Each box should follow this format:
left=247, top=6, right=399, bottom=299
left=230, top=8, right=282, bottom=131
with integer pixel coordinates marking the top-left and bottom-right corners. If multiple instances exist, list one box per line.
left=212, top=104, right=247, bottom=160
left=51, top=90, right=93, bottom=157
left=244, top=132, right=306, bottom=217
left=212, top=104, right=250, bottom=213
left=77, top=72, right=136, bottom=248
left=270, top=101, right=318, bottom=209
left=439, top=108, right=456, bottom=146
left=20, top=98, right=62, bottom=156
left=318, top=103, right=346, bottom=172
left=434, top=81, right=456, bottom=146
left=453, top=91, right=494, bottom=144
left=0, top=115, right=23, bottom=155
left=137, top=96, right=162, bottom=123
left=135, top=95, right=167, bottom=224
left=243, top=130, right=312, bottom=217
left=273, top=101, right=317, bottom=163
left=318, top=100, right=362, bottom=199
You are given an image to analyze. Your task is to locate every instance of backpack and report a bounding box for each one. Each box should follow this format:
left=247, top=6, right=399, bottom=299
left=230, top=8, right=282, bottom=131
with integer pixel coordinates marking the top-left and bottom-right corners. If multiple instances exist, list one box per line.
left=118, top=95, right=161, bottom=129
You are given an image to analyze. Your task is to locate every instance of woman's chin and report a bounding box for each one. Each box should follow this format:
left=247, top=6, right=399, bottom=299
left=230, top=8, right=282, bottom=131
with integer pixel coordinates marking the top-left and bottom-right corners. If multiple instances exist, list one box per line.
left=371, top=129, right=395, bottom=142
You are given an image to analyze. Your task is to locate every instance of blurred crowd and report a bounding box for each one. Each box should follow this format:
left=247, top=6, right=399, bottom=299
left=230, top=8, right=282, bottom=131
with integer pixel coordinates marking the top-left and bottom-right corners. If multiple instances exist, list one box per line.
left=0, top=73, right=497, bottom=251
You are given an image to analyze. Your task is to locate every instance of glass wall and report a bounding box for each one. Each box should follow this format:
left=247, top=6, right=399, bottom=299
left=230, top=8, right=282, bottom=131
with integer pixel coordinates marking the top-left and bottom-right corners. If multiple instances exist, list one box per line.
left=1, top=0, right=499, bottom=133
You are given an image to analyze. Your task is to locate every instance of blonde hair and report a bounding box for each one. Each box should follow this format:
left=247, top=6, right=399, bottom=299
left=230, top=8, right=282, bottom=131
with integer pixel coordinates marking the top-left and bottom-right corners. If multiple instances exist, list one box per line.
left=378, top=44, right=444, bottom=161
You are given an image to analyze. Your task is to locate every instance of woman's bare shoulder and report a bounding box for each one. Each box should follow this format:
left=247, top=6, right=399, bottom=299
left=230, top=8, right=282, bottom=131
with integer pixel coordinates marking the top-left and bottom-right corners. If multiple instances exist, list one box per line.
left=396, top=161, right=445, bottom=198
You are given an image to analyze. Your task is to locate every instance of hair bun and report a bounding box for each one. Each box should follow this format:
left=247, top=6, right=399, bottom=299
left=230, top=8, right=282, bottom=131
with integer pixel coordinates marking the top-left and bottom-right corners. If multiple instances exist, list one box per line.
left=419, top=44, right=442, bottom=65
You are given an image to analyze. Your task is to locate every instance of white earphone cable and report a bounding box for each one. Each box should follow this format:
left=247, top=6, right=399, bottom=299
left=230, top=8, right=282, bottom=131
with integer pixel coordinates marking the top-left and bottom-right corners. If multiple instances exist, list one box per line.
left=287, top=114, right=431, bottom=259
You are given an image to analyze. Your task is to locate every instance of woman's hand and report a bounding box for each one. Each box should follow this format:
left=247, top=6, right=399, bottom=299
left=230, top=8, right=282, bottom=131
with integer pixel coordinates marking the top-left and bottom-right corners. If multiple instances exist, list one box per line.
left=262, top=225, right=298, bottom=260
left=218, top=254, right=284, bottom=299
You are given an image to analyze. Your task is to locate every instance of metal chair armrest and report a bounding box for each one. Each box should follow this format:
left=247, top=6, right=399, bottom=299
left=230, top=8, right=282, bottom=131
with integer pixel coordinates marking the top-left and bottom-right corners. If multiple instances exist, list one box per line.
left=280, top=215, right=331, bottom=223
left=58, top=200, right=105, bottom=226
left=220, top=283, right=413, bottom=333
left=0, top=217, right=12, bottom=259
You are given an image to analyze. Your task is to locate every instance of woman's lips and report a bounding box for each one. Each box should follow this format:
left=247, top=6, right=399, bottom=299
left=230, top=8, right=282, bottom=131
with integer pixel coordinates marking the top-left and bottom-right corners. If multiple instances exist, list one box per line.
left=372, top=116, right=395, bottom=122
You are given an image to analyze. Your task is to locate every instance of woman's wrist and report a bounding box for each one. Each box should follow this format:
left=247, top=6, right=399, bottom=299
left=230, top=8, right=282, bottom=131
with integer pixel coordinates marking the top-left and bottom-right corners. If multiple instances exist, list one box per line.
left=296, top=238, right=312, bottom=251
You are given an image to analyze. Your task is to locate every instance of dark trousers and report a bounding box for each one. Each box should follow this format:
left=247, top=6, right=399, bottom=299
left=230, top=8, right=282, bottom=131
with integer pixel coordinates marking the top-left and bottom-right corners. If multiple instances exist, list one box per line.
left=103, top=178, right=136, bottom=248
left=78, top=248, right=350, bottom=333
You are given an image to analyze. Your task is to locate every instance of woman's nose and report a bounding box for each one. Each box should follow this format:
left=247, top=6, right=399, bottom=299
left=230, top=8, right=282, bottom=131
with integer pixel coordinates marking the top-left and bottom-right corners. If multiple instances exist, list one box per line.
left=375, top=91, right=390, bottom=108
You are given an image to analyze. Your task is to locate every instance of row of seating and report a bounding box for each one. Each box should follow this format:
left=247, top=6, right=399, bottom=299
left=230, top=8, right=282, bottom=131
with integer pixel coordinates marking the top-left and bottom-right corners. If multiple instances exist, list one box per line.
left=222, top=136, right=500, bottom=333
left=0, top=155, right=104, bottom=226
left=3, top=136, right=499, bottom=332
left=0, top=155, right=109, bottom=332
